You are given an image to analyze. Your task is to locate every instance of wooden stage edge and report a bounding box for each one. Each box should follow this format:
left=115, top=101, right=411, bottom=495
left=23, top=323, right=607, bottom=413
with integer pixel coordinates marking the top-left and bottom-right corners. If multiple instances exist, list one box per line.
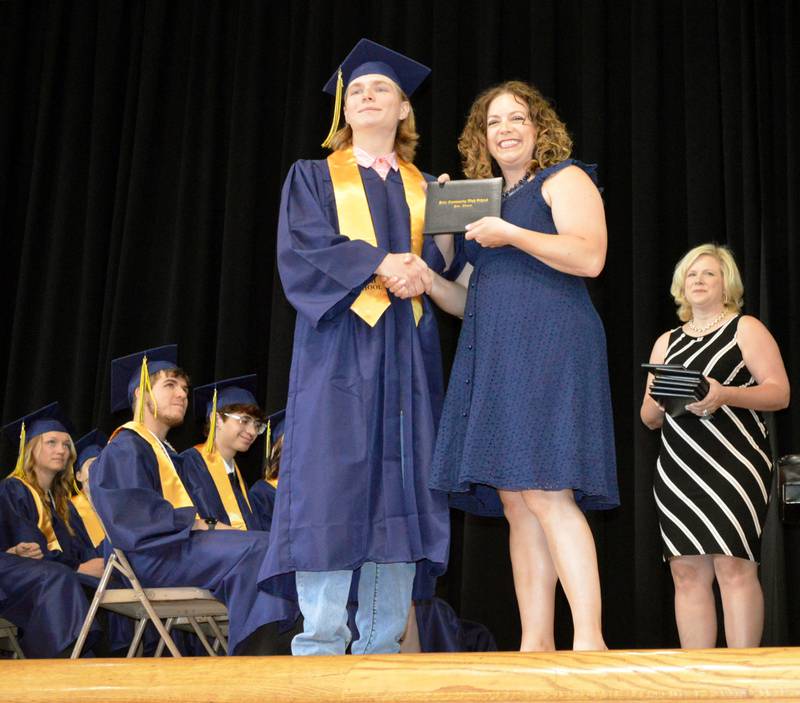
left=4, top=647, right=800, bottom=703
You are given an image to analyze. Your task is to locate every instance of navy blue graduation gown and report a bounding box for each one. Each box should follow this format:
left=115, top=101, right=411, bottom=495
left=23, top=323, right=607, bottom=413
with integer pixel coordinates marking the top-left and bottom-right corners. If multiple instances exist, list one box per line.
left=247, top=480, right=277, bottom=532
left=0, top=477, right=99, bottom=571
left=89, top=428, right=296, bottom=653
left=0, top=477, right=137, bottom=651
left=0, top=552, right=100, bottom=657
left=178, top=447, right=260, bottom=531
left=259, top=159, right=450, bottom=596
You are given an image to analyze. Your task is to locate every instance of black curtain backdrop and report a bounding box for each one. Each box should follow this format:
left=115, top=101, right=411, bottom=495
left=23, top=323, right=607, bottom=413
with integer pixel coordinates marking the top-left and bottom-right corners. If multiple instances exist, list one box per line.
left=1, top=0, right=798, bottom=650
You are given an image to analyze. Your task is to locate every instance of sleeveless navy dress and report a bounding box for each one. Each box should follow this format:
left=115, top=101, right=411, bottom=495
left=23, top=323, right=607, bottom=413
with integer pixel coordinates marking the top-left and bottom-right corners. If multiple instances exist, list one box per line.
left=430, top=159, right=619, bottom=514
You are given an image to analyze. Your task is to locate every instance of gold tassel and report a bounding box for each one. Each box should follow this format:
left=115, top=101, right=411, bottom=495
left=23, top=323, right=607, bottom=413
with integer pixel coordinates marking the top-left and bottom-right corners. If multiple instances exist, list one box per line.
left=264, top=418, right=272, bottom=472
left=321, top=68, right=344, bottom=148
left=204, top=388, right=218, bottom=456
left=134, top=356, right=157, bottom=423
left=11, top=422, right=26, bottom=478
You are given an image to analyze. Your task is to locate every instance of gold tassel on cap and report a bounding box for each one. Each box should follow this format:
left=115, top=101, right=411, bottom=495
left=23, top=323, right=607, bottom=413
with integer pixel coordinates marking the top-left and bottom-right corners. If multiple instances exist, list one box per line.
left=321, top=68, right=344, bottom=148
left=263, top=418, right=272, bottom=472
left=134, top=356, right=157, bottom=423
left=204, top=388, right=218, bottom=456
left=11, top=422, right=26, bottom=478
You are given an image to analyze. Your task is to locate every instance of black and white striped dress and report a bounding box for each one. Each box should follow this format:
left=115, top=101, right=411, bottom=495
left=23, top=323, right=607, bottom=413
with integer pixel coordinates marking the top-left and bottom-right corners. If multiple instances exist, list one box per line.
left=654, top=315, right=772, bottom=562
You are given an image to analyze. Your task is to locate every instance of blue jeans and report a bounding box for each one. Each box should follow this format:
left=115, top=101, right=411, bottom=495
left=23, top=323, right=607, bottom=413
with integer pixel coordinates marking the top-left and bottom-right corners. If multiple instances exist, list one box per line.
left=293, top=562, right=416, bottom=656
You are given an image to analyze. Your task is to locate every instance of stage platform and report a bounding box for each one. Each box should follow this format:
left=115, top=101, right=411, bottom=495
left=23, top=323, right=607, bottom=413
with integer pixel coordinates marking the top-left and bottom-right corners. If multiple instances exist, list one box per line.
left=3, top=647, right=800, bottom=702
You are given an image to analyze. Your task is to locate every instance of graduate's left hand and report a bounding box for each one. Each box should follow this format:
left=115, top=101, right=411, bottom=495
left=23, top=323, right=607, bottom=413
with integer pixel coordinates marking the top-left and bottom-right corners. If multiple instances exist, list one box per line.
left=685, top=377, right=728, bottom=418
left=465, top=216, right=517, bottom=248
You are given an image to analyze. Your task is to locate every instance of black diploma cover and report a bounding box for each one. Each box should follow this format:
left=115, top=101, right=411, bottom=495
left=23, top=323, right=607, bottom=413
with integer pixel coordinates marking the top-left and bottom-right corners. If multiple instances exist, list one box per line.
left=423, top=177, right=503, bottom=234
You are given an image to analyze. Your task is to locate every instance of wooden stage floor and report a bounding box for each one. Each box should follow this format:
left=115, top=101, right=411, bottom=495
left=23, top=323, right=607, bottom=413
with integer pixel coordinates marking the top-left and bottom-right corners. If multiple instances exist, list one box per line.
left=3, top=647, right=800, bottom=702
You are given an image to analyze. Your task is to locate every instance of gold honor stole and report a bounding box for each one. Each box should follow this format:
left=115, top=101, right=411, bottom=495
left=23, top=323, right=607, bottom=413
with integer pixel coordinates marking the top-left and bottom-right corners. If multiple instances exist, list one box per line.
left=71, top=492, right=105, bottom=548
left=13, top=477, right=62, bottom=552
left=192, top=444, right=251, bottom=531
left=327, top=147, right=426, bottom=326
left=266, top=477, right=278, bottom=489
left=112, top=422, right=197, bottom=514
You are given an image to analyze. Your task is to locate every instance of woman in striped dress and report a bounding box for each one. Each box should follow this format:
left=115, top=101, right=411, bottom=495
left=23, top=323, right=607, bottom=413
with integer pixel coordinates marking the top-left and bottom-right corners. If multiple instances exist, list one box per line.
left=641, top=243, right=790, bottom=648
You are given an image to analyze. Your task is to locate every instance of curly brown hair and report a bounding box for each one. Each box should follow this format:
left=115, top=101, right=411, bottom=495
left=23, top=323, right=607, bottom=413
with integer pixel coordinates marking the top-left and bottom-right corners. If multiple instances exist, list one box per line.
left=326, top=86, right=419, bottom=163
left=459, top=80, right=572, bottom=179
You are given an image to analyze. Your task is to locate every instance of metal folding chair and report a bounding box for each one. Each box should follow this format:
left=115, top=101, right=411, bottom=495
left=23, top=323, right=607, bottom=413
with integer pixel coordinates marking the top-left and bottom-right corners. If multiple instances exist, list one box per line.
left=70, top=548, right=229, bottom=658
left=0, top=618, right=24, bottom=659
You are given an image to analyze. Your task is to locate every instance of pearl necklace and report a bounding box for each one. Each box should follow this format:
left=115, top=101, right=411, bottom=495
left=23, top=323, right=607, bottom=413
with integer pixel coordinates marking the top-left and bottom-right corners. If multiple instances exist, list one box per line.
left=687, top=309, right=727, bottom=335
left=502, top=173, right=531, bottom=200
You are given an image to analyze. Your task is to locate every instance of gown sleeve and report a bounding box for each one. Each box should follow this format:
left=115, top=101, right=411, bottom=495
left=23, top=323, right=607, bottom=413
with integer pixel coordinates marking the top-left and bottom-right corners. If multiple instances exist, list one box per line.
left=177, top=448, right=219, bottom=522
left=0, top=479, right=50, bottom=554
left=89, top=431, right=196, bottom=552
left=277, top=160, right=390, bottom=328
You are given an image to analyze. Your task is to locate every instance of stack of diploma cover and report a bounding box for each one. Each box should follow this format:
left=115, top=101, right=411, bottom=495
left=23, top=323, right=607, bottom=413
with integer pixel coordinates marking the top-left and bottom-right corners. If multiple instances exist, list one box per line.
left=424, top=178, right=503, bottom=234
left=642, top=363, right=710, bottom=418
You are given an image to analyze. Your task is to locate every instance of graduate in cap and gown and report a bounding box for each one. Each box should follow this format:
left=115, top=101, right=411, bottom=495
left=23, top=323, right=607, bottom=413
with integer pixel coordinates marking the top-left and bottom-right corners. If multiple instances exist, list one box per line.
left=247, top=409, right=283, bottom=532
left=71, top=429, right=108, bottom=550
left=0, top=403, right=104, bottom=582
left=259, top=39, right=454, bottom=656
left=88, top=345, right=296, bottom=655
left=0, top=404, right=108, bottom=657
left=179, top=376, right=262, bottom=531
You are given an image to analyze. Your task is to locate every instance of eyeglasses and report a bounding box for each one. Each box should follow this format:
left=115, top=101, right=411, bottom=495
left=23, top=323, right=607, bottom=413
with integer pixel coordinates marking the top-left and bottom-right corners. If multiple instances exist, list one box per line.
left=221, top=413, right=267, bottom=435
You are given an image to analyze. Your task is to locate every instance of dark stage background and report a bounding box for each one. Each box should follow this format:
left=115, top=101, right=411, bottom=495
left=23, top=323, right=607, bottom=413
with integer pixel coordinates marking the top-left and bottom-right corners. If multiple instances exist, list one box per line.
left=1, top=0, right=798, bottom=650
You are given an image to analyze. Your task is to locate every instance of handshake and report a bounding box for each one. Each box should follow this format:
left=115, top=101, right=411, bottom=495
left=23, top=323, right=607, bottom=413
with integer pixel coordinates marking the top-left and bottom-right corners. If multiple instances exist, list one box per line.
left=376, top=252, right=433, bottom=299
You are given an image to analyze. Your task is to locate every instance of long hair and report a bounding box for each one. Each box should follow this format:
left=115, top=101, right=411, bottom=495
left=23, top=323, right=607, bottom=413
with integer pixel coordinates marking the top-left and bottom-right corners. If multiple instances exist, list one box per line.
left=11, top=434, right=77, bottom=537
left=264, top=434, right=283, bottom=482
left=458, top=80, right=573, bottom=179
left=670, top=243, right=744, bottom=322
left=326, top=87, right=419, bottom=163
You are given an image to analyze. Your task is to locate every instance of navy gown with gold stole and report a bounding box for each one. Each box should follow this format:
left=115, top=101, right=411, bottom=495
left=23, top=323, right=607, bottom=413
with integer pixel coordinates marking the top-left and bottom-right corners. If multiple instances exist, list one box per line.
left=89, top=422, right=296, bottom=654
left=258, top=154, right=451, bottom=596
left=179, top=445, right=260, bottom=530
left=0, top=476, right=99, bottom=575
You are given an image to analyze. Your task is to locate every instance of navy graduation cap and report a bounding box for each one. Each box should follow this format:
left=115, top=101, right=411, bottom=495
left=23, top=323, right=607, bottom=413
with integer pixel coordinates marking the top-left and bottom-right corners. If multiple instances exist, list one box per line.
left=2, top=402, right=74, bottom=476
left=193, top=375, right=259, bottom=420
left=321, top=38, right=430, bottom=147
left=322, top=38, right=430, bottom=98
left=110, top=344, right=179, bottom=413
left=75, top=429, right=109, bottom=469
left=266, top=409, right=286, bottom=444
left=2, top=402, right=73, bottom=445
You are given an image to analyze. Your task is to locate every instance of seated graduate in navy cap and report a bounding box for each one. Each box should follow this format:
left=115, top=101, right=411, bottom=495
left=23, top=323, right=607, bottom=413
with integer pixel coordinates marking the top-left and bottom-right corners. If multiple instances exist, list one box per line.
left=88, top=345, right=297, bottom=655
left=71, top=429, right=109, bottom=550
left=0, top=403, right=105, bottom=581
left=179, top=376, right=263, bottom=531
left=247, top=409, right=283, bottom=532
left=259, top=38, right=453, bottom=656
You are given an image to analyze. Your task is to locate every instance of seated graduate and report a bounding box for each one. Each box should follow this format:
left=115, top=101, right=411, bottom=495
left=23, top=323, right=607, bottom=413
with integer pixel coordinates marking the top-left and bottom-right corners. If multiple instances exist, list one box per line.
left=71, top=429, right=108, bottom=550
left=247, top=409, right=283, bottom=532
left=89, top=344, right=297, bottom=655
left=179, top=376, right=263, bottom=531
left=0, top=403, right=104, bottom=582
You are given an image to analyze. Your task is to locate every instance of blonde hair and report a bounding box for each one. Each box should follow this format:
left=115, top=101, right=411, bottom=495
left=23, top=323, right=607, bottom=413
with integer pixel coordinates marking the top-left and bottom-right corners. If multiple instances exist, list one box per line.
left=459, top=80, right=573, bottom=179
left=670, top=243, right=744, bottom=322
left=326, top=85, right=419, bottom=163
left=11, top=433, right=77, bottom=537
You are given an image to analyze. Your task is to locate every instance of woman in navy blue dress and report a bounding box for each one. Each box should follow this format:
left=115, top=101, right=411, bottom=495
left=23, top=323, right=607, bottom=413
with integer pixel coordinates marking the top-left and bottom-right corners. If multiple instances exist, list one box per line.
left=397, top=81, right=618, bottom=651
